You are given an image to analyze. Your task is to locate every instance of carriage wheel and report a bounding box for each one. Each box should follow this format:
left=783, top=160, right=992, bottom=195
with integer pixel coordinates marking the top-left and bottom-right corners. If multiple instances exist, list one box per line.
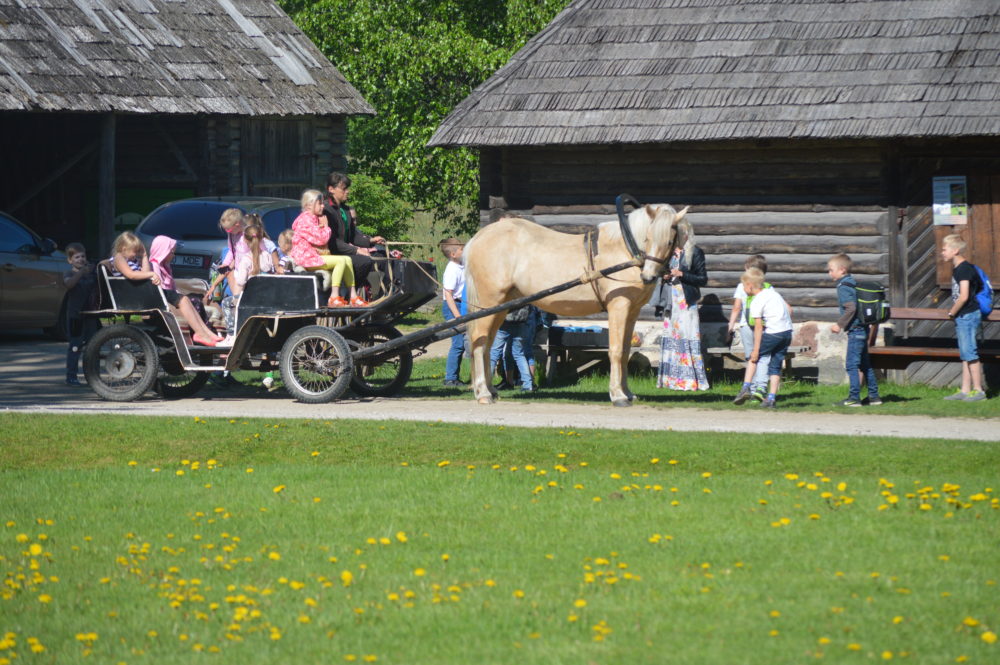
left=347, top=325, right=413, bottom=397
left=83, top=324, right=160, bottom=402
left=156, top=371, right=209, bottom=399
left=279, top=326, right=353, bottom=403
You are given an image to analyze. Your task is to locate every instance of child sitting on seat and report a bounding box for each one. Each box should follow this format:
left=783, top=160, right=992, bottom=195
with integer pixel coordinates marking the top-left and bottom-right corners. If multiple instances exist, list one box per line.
left=113, top=232, right=223, bottom=347
left=213, top=220, right=278, bottom=347
left=290, top=188, right=367, bottom=307
left=277, top=229, right=294, bottom=274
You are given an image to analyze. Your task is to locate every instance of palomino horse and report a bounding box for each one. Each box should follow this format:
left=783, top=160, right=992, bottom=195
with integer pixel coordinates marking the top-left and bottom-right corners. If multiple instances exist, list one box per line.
left=464, top=204, right=690, bottom=406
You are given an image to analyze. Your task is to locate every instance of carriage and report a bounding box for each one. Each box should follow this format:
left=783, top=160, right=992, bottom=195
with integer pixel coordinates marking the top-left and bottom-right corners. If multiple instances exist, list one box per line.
left=82, top=256, right=443, bottom=403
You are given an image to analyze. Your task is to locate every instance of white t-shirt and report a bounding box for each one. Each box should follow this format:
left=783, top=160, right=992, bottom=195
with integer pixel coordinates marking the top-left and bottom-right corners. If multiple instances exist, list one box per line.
left=748, top=287, right=792, bottom=334
left=731, top=283, right=749, bottom=329
left=442, top=260, right=464, bottom=301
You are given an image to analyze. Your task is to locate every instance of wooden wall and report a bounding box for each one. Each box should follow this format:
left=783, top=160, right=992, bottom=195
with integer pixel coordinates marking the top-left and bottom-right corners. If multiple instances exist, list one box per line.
left=0, top=111, right=350, bottom=250
left=481, top=139, right=892, bottom=322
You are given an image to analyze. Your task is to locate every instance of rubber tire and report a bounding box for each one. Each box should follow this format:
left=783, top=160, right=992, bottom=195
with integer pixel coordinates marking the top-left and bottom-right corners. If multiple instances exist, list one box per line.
left=157, top=371, right=209, bottom=399
left=83, top=324, right=159, bottom=401
left=348, top=325, right=413, bottom=397
left=279, top=325, right=353, bottom=403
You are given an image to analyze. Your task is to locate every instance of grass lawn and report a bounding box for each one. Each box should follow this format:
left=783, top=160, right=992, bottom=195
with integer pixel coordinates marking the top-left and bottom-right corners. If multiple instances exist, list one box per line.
left=1, top=414, right=998, bottom=664
left=374, top=355, right=999, bottom=419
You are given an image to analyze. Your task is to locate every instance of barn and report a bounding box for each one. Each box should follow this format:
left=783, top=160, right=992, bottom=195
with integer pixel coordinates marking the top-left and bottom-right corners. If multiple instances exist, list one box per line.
left=0, top=0, right=373, bottom=253
left=429, top=0, right=1000, bottom=386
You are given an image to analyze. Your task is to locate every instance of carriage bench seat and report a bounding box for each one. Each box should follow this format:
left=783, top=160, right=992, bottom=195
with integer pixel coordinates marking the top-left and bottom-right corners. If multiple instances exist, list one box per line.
left=234, top=274, right=321, bottom=333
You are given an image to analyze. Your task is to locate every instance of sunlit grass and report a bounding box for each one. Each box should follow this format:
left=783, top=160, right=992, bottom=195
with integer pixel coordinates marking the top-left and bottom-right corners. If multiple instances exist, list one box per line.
left=1, top=414, right=998, bottom=663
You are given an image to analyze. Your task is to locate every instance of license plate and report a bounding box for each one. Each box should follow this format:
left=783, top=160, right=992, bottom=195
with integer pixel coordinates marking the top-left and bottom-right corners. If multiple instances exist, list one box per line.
left=174, top=254, right=206, bottom=268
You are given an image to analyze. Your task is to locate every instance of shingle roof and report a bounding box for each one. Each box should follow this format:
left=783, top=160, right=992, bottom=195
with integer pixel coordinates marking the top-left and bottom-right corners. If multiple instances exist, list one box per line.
left=429, top=0, right=1000, bottom=147
left=0, top=0, right=374, bottom=115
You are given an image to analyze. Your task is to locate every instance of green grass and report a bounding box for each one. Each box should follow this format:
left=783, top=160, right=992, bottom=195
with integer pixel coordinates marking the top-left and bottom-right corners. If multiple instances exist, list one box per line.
left=1, top=414, right=998, bottom=664
left=378, top=356, right=1000, bottom=418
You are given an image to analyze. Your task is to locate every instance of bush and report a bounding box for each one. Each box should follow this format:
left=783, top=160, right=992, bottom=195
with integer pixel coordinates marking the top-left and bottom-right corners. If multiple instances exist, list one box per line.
left=348, top=172, right=413, bottom=241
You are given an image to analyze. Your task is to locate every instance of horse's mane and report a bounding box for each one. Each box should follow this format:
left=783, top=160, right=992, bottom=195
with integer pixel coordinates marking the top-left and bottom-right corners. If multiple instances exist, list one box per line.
left=599, top=203, right=679, bottom=248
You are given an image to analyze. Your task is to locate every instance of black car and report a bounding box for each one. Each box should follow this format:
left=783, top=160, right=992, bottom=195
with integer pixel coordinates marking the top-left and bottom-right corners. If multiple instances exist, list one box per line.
left=134, top=197, right=300, bottom=279
left=0, top=210, right=68, bottom=336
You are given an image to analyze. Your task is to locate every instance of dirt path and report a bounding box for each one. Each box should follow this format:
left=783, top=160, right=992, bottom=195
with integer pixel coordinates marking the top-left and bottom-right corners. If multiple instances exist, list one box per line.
left=1, top=333, right=996, bottom=441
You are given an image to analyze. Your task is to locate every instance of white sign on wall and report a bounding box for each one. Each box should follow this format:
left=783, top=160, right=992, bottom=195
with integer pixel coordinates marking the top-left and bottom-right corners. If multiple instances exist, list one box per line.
left=932, top=176, right=968, bottom=225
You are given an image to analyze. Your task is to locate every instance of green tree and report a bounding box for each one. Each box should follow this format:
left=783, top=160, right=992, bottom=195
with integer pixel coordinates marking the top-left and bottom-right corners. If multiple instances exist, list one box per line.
left=282, top=0, right=570, bottom=233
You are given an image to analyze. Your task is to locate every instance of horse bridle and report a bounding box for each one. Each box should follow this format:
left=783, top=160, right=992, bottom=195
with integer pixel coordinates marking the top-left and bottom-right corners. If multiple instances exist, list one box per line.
left=615, top=193, right=672, bottom=266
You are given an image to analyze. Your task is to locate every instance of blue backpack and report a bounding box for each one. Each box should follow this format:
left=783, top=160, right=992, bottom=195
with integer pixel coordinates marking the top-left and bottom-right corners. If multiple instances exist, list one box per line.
left=971, top=264, right=995, bottom=316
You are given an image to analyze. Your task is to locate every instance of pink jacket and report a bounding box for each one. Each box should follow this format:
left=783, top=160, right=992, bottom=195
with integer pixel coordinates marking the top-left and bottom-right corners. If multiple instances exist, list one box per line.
left=290, top=211, right=331, bottom=269
left=148, top=235, right=176, bottom=291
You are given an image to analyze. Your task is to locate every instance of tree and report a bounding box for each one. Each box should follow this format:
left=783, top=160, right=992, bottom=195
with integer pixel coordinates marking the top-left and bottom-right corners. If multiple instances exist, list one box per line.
left=281, top=0, right=570, bottom=233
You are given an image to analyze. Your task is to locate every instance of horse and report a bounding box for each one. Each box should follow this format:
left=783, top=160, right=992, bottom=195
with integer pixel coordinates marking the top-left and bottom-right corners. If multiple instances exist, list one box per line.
left=464, top=204, right=690, bottom=406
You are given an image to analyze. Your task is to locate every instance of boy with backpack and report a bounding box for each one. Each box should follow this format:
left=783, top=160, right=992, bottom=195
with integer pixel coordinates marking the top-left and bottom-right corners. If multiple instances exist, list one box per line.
left=828, top=253, right=881, bottom=407
left=941, top=234, right=991, bottom=401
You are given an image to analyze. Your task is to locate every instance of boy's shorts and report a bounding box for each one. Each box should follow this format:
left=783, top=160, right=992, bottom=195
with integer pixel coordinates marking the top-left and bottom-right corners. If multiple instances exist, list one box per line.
left=758, top=330, right=792, bottom=376
left=955, top=310, right=982, bottom=361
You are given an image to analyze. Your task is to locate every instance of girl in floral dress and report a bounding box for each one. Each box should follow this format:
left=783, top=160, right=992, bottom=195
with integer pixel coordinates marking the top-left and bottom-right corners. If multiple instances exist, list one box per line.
left=657, top=221, right=710, bottom=390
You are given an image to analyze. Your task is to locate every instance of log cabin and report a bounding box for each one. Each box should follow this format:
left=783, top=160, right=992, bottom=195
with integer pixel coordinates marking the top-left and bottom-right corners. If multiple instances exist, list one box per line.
left=0, top=0, right=373, bottom=253
left=429, top=0, right=1000, bottom=387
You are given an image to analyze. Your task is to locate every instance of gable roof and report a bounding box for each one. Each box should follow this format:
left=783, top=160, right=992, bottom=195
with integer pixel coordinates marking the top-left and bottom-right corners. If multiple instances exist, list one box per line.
left=0, top=0, right=373, bottom=116
left=429, top=0, right=1000, bottom=147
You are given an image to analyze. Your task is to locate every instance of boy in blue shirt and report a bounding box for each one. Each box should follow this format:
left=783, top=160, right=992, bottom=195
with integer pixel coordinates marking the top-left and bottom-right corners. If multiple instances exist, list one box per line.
left=828, top=253, right=880, bottom=407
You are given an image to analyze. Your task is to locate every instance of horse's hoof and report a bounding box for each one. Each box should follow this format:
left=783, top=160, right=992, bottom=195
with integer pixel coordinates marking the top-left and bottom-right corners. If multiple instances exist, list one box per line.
left=478, top=396, right=495, bottom=405
left=612, top=399, right=632, bottom=408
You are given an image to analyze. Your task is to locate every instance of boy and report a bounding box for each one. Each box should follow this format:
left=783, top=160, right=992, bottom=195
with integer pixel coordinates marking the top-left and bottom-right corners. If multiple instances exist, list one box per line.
left=62, top=243, right=98, bottom=386
left=941, top=235, right=987, bottom=401
left=728, top=254, right=771, bottom=402
left=733, top=268, right=792, bottom=408
left=440, top=237, right=466, bottom=387
left=828, top=254, right=881, bottom=406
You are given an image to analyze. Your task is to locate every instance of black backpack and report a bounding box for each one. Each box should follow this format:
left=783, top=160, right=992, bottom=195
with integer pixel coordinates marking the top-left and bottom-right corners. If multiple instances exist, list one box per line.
left=855, top=281, right=890, bottom=325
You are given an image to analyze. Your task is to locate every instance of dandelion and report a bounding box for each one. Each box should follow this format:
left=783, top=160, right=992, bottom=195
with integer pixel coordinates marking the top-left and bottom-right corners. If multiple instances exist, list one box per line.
left=413, top=568, right=426, bottom=577
left=437, top=460, right=450, bottom=468
left=702, top=472, right=712, bottom=479
left=574, top=599, right=587, bottom=608
left=983, top=632, right=998, bottom=644
left=273, top=485, right=286, bottom=494
left=882, top=651, right=894, bottom=659
left=513, top=589, right=525, bottom=599
left=962, top=617, right=979, bottom=627
left=340, top=570, right=353, bottom=587
left=268, top=552, right=281, bottom=561
left=441, top=553, right=450, bottom=562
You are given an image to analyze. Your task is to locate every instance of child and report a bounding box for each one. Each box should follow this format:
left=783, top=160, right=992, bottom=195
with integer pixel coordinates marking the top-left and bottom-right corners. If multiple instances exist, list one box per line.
left=489, top=305, right=534, bottom=392
left=733, top=268, right=792, bottom=408
left=941, top=235, right=987, bottom=401
left=276, top=228, right=295, bottom=274
left=62, top=242, right=98, bottom=385
left=290, top=189, right=366, bottom=307
left=728, top=255, right=771, bottom=402
left=242, top=213, right=281, bottom=274
left=828, top=254, right=881, bottom=406
left=116, top=232, right=223, bottom=347
left=440, top=237, right=466, bottom=387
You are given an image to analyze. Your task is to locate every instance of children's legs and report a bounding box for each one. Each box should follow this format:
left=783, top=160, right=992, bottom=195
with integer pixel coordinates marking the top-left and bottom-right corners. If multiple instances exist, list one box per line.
left=752, top=355, right=770, bottom=391
left=964, top=360, right=983, bottom=393
left=742, top=358, right=758, bottom=384
left=845, top=329, right=866, bottom=400
left=859, top=344, right=880, bottom=399
left=176, top=297, right=220, bottom=341
left=768, top=373, right=781, bottom=395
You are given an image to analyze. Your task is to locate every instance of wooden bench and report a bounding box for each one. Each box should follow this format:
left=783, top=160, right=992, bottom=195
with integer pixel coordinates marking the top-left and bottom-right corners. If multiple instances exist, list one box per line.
left=705, top=344, right=812, bottom=375
left=869, top=307, right=1000, bottom=370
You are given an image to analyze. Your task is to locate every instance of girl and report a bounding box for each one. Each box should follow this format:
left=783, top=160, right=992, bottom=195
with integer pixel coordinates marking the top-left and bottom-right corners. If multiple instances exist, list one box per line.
left=290, top=189, right=367, bottom=307
left=276, top=228, right=295, bottom=274
left=112, top=232, right=223, bottom=347
left=215, top=220, right=277, bottom=346
left=657, top=219, right=710, bottom=391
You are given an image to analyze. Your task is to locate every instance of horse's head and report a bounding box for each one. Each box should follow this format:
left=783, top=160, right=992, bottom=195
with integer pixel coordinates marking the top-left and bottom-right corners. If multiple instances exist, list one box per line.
left=637, top=204, right=690, bottom=284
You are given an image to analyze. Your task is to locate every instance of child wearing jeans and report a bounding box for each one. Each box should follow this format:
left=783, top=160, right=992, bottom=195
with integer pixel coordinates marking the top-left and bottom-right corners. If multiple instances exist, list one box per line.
left=440, top=237, right=466, bottom=387
left=733, top=268, right=792, bottom=408
left=828, top=253, right=881, bottom=407
left=941, top=234, right=987, bottom=401
left=728, top=254, right=770, bottom=402
left=63, top=242, right=98, bottom=385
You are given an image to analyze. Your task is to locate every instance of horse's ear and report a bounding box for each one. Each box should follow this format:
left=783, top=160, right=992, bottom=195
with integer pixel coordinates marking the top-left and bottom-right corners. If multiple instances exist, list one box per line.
left=644, top=204, right=658, bottom=219
left=674, top=206, right=690, bottom=222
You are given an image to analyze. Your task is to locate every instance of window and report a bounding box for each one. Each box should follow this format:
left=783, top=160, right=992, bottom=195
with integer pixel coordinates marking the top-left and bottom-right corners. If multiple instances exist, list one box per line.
left=0, top=214, right=39, bottom=253
left=139, top=201, right=234, bottom=240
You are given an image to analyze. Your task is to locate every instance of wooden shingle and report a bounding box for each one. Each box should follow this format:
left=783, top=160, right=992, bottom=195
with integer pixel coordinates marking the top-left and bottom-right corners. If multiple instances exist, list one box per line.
left=0, top=0, right=373, bottom=116
left=429, top=0, right=1000, bottom=147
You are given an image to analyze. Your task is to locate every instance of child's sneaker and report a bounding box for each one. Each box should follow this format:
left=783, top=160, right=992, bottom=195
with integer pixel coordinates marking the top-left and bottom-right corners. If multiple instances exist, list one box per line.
left=349, top=296, right=369, bottom=307
left=751, top=387, right=767, bottom=402
left=760, top=398, right=776, bottom=409
left=836, top=398, right=862, bottom=407
left=215, top=335, right=235, bottom=348
left=964, top=390, right=987, bottom=402
left=327, top=295, right=349, bottom=308
left=732, top=386, right=752, bottom=405
left=943, top=390, right=968, bottom=401
left=65, top=376, right=81, bottom=386
left=863, top=397, right=883, bottom=406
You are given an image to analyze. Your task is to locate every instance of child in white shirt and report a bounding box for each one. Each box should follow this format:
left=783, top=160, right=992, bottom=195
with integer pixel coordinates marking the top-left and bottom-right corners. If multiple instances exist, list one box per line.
left=732, top=268, right=792, bottom=408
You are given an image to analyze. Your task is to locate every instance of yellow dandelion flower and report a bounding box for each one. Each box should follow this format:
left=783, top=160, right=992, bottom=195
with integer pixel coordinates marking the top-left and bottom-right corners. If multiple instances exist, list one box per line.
left=37, top=594, right=51, bottom=603
left=268, top=552, right=281, bottom=561
left=413, top=568, right=426, bottom=577
left=982, top=631, right=998, bottom=644
left=574, top=599, right=587, bottom=608
left=882, top=650, right=893, bottom=659
left=29, top=543, right=42, bottom=556
left=513, top=589, right=525, bottom=599
left=441, top=553, right=450, bottom=562
left=702, top=472, right=712, bottom=479
left=340, top=571, right=353, bottom=587
left=273, top=485, right=286, bottom=494
left=847, top=643, right=862, bottom=651
left=437, top=460, right=450, bottom=468
left=962, top=617, right=980, bottom=627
